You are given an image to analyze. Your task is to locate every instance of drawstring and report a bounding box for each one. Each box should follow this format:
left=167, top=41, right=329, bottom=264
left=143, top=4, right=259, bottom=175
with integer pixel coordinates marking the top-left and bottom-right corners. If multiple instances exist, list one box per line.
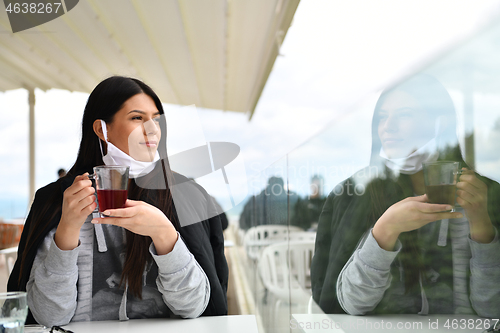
left=438, top=219, right=449, bottom=247
left=418, top=218, right=447, bottom=314
left=449, top=215, right=474, bottom=314
left=119, top=283, right=129, bottom=321
left=92, top=194, right=108, bottom=253
left=91, top=220, right=130, bottom=320
left=94, top=224, right=108, bottom=253
left=418, top=274, right=429, bottom=315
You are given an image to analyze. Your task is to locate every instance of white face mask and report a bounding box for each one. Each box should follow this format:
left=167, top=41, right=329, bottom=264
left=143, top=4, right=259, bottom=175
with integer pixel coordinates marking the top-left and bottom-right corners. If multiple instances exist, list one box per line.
left=99, top=120, right=160, bottom=178
left=379, top=115, right=446, bottom=175
left=380, top=138, right=439, bottom=175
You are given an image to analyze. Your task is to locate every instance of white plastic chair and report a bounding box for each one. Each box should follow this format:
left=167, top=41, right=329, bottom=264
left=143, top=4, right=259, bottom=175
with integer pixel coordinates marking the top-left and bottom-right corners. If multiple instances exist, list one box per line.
left=258, top=240, right=315, bottom=304
left=0, top=246, right=18, bottom=275
left=243, top=225, right=303, bottom=261
left=280, top=231, right=316, bottom=242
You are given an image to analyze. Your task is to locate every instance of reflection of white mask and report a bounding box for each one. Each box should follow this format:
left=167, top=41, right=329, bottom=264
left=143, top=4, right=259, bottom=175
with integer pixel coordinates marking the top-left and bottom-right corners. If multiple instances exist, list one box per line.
left=99, top=120, right=160, bottom=178
left=380, top=138, right=439, bottom=175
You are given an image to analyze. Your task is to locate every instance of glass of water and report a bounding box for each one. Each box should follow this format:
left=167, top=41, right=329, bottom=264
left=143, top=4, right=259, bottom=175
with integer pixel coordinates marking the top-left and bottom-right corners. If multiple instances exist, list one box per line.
left=0, top=292, right=28, bottom=333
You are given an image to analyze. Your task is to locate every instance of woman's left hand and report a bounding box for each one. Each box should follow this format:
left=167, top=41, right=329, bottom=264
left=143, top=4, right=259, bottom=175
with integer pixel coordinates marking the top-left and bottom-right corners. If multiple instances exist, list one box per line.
left=91, top=199, right=178, bottom=255
left=456, top=168, right=495, bottom=243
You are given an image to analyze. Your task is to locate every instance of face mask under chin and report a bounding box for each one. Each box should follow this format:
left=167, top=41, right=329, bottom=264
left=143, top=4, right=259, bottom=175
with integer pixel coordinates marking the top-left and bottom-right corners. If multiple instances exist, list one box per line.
left=99, top=120, right=160, bottom=178
left=380, top=138, right=439, bottom=175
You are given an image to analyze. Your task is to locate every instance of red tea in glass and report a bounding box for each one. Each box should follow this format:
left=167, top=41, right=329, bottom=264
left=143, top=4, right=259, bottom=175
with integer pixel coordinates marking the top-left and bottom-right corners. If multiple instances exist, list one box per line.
left=89, top=166, right=129, bottom=217
left=97, top=189, right=128, bottom=212
left=425, top=184, right=456, bottom=206
left=423, top=161, right=459, bottom=211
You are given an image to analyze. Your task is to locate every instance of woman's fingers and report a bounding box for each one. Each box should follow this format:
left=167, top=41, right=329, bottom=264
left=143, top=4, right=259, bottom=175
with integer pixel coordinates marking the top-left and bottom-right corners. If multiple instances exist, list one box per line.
left=72, top=186, right=95, bottom=205
left=457, top=179, right=481, bottom=197
left=425, top=211, right=463, bottom=222
left=415, top=199, right=463, bottom=218
left=101, top=205, right=139, bottom=218
left=457, top=188, right=486, bottom=211
left=70, top=174, right=92, bottom=192
left=95, top=200, right=142, bottom=218
left=381, top=192, right=465, bottom=237
left=416, top=201, right=453, bottom=213
left=123, top=199, right=141, bottom=207
left=81, top=200, right=97, bottom=216
left=457, top=189, right=474, bottom=206
left=456, top=169, right=488, bottom=214
left=416, top=202, right=463, bottom=218
left=456, top=195, right=468, bottom=208
left=64, top=175, right=95, bottom=211
left=73, top=173, right=89, bottom=183
left=58, top=174, right=98, bottom=241
left=66, top=175, right=94, bottom=202
left=459, top=169, right=483, bottom=190
left=92, top=216, right=128, bottom=226
left=457, top=175, right=486, bottom=201
left=91, top=201, right=174, bottom=243
left=403, top=194, right=428, bottom=202
left=74, top=193, right=96, bottom=210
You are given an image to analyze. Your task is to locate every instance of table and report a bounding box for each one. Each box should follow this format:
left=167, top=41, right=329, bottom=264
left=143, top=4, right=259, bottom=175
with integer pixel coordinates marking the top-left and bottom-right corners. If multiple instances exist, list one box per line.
left=292, top=313, right=497, bottom=333
left=63, top=315, right=259, bottom=333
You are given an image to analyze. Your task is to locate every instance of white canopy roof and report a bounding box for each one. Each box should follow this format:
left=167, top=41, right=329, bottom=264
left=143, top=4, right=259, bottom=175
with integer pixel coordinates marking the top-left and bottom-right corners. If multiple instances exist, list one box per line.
left=0, top=0, right=299, bottom=116
left=0, top=0, right=299, bottom=203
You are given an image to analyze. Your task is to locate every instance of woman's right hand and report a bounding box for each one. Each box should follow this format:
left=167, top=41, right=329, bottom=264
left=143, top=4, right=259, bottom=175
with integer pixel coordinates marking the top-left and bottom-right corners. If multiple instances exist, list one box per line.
left=372, top=194, right=463, bottom=251
left=55, top=173, right=96, bottom=250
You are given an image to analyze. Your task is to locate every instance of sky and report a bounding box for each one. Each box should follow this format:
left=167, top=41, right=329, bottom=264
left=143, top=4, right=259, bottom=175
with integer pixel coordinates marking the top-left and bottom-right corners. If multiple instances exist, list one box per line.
left=2, top=0, right=500, bottom=220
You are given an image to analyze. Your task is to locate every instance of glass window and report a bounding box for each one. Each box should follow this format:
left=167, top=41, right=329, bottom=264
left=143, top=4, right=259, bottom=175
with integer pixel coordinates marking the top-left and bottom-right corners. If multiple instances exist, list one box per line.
left=238, top=14, right=500, bottom=333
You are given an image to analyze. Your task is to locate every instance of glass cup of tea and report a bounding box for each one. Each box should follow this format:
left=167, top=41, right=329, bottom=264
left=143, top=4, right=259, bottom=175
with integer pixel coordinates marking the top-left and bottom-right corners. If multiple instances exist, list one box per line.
left=423, top=161, right=460, bottom=212
left=88, top=166, right=129, bottom=217
left=0, top=292, right=28, bottom=333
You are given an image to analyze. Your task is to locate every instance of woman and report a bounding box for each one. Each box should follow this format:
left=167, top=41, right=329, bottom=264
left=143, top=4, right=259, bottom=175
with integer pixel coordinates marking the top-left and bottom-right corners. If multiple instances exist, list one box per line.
left=311, top=74, right=500, bottom=317
left=8, top=76, right=228, bottom=326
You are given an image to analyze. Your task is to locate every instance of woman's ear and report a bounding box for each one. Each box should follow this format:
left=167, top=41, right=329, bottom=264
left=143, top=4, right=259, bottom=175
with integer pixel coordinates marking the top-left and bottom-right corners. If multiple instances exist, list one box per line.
left=93, top=119, right=106, bottom=141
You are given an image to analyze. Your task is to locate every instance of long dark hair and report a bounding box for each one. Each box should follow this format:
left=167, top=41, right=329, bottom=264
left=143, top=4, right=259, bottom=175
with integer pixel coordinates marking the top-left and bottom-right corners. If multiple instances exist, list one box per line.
left=20, top=76, right=177, bottom=298
left=367, top=74, right=464, bottom=292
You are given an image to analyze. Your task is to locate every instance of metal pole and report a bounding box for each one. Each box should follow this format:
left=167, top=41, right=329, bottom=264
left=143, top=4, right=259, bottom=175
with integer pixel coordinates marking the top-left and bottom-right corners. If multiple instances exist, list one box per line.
left=29, top=88, right=35, bottom=205
left=463, top=66, right=475, bottom=170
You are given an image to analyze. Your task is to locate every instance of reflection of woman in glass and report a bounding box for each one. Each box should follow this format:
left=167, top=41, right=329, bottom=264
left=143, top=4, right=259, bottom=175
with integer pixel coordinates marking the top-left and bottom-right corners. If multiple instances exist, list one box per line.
left=8, top=77, right=228, bottom=326
left=311, top=75, right=500, bottom=317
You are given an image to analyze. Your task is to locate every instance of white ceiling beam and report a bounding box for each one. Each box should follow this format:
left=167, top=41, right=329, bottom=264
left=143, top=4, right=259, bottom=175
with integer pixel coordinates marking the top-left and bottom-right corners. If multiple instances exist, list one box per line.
left=0, top=21, right=81, bottom=91
left=15, top=28, right=95, bottom=91
left=178, top=0, right=226, bottom=110
left=0, top=0, right=298, bottom=115
left=88, top=0, right=179, bottom=104
left=0, top=75, right=18, bottom=91
left=0, top=41, right=68, bottom=91
left=0, top=48, right=49, bottom=91
left=226, top=0, right=279, bottom=113
left=246, top=0, right=300, bottom=118
left=60, top=1, right=138, bottom=81
left=132, top=0, right=202, bottom=106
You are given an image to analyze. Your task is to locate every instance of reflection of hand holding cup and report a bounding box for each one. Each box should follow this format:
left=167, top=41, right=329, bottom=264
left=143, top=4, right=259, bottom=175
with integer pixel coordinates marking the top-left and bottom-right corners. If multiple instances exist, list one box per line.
left=423, top=161, right=461, bottom=212
left=88, top=166, right=129, bottom=217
